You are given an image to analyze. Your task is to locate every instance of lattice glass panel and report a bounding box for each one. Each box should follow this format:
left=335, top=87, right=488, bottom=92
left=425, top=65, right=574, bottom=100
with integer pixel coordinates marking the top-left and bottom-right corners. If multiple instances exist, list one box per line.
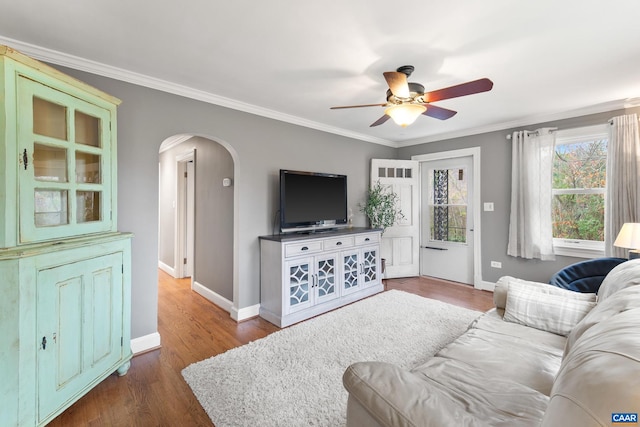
left=289, top=264, right=309, bottom=306
left=362, top=250, right=377, bottom=282
left=428, top=168, right=468, bottom=243
left=317, top=258, right=335, bottom=297
left=343, top=254, right=358, bottom=289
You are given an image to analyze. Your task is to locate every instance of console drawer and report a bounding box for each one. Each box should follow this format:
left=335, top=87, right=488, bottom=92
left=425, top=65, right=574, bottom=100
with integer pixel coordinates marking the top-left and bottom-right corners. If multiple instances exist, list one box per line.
left=323, top=236, right=354, bottom=250
left=355, top=233, right=379, bottom=245
left=284, top=241, right=323, bottom=257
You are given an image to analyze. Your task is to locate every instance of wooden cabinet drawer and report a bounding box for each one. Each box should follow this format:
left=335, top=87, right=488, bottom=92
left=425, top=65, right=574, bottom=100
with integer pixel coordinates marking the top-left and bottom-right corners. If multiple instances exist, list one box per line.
left=284, top=241, right=323, bottom=257
left=323, top=236, right=354, bottom=250
left=355, top=233, right=379, bottom=245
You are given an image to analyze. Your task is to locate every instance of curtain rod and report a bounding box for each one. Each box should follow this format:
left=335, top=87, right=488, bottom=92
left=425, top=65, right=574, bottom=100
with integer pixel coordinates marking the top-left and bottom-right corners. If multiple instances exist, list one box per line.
left=505, top=127, right=558, bottom=140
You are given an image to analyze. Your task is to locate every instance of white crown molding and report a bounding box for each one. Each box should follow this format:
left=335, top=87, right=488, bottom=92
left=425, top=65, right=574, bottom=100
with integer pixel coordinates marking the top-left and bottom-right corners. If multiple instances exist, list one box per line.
left=396, top=98, right=637, bottom=148
left=0, top=36, right=395, bottom=147
left=3, top=36, right=636, bottom=150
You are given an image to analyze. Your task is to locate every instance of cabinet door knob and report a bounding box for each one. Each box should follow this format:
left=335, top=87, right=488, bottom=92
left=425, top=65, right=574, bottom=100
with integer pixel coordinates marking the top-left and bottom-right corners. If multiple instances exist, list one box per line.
left=41, top=336, right=47, bottom=350
left=301, top=246, right=309, bottom=251
left=336, top=241, right=342, bottom=246
left=22, top=149, right=29, bottom=170
left=364, top=238, right=370, bottom=242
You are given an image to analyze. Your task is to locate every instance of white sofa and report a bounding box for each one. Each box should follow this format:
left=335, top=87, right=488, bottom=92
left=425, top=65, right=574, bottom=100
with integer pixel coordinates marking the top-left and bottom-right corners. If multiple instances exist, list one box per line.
left=343, top=259, right=640, bottom=426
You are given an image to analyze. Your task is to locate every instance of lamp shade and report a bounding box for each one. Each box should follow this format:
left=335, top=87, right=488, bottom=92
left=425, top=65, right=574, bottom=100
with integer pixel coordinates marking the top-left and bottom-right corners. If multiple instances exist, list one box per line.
left=614, top=223, right=640, bottom=259
left=385, top=104, right=426, bottom=127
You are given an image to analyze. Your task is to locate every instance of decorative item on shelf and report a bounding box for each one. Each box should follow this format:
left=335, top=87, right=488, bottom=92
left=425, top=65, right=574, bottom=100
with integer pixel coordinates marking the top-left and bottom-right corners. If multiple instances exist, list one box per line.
left=614, top=222, right=640, bottom=259
left=347, top=207, right=354, bottom=228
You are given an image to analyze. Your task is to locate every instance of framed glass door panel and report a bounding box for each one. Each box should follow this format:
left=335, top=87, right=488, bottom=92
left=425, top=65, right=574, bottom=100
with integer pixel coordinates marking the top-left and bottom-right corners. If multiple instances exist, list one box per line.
left=34, top=143, right=68, bottom=182
left=33, top=96, right=68, bottom=140
left=17, top=76, right=113, bottom=243
left=74, top=110, right=101, bottom=147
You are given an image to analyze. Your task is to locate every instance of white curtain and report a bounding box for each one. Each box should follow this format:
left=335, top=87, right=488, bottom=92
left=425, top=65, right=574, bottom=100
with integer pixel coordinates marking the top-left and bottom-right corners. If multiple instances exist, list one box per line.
left=605, top=113, right=640, bottom=257
left=507, top=128, right=556, bottom=260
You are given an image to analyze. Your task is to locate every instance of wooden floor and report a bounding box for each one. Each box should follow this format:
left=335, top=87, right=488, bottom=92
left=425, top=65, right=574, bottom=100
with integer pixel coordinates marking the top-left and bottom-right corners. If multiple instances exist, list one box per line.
left=49, top=271, right=494, bottom=426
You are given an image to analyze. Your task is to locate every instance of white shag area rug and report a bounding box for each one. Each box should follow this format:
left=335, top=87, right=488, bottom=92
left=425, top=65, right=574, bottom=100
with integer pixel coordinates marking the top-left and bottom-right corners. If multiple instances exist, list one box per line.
left=182, top=289, right=480, bottom=427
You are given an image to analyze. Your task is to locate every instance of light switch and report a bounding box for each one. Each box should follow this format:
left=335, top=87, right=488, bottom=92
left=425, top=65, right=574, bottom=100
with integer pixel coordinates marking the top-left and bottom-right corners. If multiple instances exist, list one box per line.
left=483, top=202, right=494, bottom=212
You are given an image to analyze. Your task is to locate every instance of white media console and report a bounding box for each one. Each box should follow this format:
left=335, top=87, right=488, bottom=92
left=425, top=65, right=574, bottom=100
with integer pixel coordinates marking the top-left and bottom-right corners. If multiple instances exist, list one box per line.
left=259, top=227, right=383, bottom=327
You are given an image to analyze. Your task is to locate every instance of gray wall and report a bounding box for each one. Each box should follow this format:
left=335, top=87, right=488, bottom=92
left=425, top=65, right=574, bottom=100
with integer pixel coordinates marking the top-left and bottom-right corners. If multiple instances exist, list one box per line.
left=158, top=137, right=235, bottom=301
left=55, top=63, right=637, bottom=341
left=58, top=64, right=396, bottom=340
left=399, top=107, right=640, bottom=283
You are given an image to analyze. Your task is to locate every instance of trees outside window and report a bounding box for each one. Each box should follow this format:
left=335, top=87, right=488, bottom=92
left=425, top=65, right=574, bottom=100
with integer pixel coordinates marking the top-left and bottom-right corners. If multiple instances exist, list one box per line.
left=552, top=125, right=608, bottom=257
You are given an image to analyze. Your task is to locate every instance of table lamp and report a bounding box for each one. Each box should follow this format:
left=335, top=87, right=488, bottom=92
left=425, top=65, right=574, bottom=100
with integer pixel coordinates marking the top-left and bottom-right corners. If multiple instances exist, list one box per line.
left=613, top=223, right=640, bottom=259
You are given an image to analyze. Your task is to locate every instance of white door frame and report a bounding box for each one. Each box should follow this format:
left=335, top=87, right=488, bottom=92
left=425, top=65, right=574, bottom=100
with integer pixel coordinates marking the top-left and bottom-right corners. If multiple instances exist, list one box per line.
left=175, top=149, right=196, bottom=283
left=412, top=147, right=488, bottom=290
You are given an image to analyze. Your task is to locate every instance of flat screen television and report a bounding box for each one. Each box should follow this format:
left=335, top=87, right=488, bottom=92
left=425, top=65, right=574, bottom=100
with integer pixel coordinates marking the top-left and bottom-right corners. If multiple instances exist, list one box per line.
left=279, top=169, right=348, bottom=233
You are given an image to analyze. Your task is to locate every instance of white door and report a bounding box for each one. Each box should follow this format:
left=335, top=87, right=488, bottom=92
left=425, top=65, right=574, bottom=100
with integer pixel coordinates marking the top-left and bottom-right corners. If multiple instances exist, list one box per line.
left=184, top=160, right=195, bottom=277
left=175, top=149, right=195, bottom=279
left=420, top=156, right=474, bottom=284
left=370, top=159, right=419, bottom=278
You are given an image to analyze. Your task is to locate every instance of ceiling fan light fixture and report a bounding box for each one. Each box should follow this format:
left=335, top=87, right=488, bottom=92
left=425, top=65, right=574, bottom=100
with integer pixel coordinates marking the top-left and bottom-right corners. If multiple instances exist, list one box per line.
left=385, top=104, right=426, bottom=127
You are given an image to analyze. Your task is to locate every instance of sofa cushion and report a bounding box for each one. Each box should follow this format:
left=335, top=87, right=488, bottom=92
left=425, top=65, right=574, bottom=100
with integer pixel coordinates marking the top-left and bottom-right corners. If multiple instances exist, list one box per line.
left=494, top=276, right=595, bottom=311
left=472, top=310, right=568, bottom=351
left=542, top=308, right=640, bottom=427
left=344, top=358, right=549, bottom=427
left=502, top=280, right=596, bottom=336
left=436, top=325, right=562, bottom=395
left=596, top=258, right=640, bottom=302
left=564, top=284, right=640, bottom=358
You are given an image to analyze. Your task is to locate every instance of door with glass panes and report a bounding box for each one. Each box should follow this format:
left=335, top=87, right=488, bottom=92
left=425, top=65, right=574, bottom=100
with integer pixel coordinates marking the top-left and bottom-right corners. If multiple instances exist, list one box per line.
left=420, top=156, right=474, bottom=284
left=17, top=76, right=114, bottom=244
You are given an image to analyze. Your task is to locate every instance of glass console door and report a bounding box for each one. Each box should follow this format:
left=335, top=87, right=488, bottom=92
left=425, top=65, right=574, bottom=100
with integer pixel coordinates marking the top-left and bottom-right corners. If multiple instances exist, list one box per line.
left=17, top=77, right=113, bottom=243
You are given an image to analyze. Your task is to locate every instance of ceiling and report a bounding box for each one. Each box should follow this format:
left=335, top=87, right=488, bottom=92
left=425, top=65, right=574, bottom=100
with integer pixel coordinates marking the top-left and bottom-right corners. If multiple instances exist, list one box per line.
left=2, top=0, right=640, bottom=147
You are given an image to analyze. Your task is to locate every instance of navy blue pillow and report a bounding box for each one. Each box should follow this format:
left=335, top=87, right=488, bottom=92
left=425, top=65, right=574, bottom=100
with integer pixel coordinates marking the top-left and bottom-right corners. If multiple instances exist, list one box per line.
left=549, top=257, right=627, bottom=294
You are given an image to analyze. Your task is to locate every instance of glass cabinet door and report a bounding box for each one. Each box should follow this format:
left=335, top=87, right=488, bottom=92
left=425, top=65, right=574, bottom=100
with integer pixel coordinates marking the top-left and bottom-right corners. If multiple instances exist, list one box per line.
left=17, top=77, right=113, bottom=243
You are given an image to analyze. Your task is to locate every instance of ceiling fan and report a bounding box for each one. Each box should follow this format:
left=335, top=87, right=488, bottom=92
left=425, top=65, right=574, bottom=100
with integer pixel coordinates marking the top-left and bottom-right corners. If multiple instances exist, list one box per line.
left=330, top=65, right=493, bottom=127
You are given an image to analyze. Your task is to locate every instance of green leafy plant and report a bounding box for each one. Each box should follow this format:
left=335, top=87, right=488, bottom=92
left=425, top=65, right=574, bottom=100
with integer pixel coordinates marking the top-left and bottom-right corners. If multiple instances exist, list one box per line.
left=360, top=181, right=404, bottom=233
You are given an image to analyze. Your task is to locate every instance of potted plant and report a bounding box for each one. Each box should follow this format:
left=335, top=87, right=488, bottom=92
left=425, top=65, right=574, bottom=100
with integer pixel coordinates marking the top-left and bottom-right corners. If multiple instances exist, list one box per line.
left=360, top=181, right=404, bottom=275
left=360, top=180, right=404, bottom=232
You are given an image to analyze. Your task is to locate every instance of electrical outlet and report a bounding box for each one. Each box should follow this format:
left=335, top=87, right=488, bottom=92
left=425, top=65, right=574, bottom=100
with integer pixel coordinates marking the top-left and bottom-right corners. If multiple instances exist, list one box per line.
left=484, top=202, right=494, bottom=212
left=490, top=261, right=502, bottom=268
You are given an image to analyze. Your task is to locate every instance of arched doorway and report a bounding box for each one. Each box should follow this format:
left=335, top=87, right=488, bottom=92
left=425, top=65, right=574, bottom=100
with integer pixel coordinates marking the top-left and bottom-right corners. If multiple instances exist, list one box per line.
left=158, top=134, right=238, bottom=313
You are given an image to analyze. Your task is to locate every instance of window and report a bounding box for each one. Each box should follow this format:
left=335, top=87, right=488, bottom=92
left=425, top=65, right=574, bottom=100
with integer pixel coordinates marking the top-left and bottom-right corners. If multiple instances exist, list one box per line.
left=552, top=124, right=608, bottom=257
left=428, top=167, right=468, bottom=244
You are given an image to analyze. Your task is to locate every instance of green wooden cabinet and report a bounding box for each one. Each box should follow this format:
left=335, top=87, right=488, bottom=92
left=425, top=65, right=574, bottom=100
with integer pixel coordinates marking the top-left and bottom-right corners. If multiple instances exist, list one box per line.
left=0, top=45, right=119, bottom=248
left=0, top=235, right=132, bottom=426
left=0, top=46, right=132, bottom=426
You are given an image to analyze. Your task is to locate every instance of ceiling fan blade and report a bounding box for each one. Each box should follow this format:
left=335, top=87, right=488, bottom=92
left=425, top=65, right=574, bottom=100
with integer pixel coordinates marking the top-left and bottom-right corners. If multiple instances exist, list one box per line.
left=370, top=114, right=391, bottom=127
left=423, top=78, right=493, bottom=103
left=422, top=104, right=457, bottom=120
left=330, top=103, right=386, bottom=109
left=383, top=71, right=410, bottom=98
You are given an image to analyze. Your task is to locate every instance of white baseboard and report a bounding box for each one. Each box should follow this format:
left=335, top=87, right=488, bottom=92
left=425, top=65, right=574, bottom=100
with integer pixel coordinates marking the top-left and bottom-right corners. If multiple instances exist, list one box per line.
left=158, top=260, right=175, bottom=277
left=193, top=281, right=260, bottom=322
left=193, top=280, right=233, bottom=313
left=130, top=332, right=162, bottom=355
left=231, top=303, right=261, bottom=322
left=476, top=280, right=496, bottom=292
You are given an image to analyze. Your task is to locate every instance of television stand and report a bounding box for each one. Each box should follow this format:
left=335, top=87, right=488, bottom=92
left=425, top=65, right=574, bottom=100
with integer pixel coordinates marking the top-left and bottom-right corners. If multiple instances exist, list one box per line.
left=259, top=227, right=383, bottom=327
